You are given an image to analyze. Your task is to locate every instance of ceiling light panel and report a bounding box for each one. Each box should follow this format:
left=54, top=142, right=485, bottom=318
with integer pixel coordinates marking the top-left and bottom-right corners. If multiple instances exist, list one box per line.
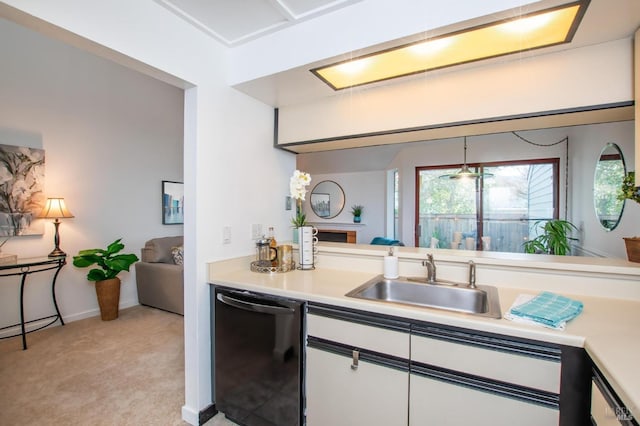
left=285, top=0, right=359, bottom=17
left=157, top=0, right=362, bottom=46
left=157, top=0, right=291, bottom=45
left=312, top=1, right=589, bottom=90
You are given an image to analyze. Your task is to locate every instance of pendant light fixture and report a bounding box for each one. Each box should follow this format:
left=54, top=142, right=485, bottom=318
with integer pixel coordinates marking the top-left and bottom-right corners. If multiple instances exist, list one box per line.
left=440, top=137, right=493, bottom=180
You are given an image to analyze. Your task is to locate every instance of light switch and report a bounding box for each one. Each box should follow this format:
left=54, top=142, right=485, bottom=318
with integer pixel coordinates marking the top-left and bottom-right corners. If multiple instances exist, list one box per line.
left=223, top=226, right=231, bottom=244
left=251, top=224, right=262, bottom=240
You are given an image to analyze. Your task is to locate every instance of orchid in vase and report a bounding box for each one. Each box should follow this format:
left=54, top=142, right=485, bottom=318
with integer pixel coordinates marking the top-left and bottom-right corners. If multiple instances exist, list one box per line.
left=290, top=169, right=311, bottom=228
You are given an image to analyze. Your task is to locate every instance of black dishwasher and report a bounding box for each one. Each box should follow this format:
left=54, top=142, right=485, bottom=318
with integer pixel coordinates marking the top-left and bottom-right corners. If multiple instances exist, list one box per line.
left=213, top=287, right=304, bottom=426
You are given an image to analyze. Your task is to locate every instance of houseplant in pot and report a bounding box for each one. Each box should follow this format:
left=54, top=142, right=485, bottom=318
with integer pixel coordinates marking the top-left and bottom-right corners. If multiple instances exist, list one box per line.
left=290, top=169, right=312, bottom=240
left=73, top=238, right=139, bottom=320
left=523, top=219, right=578, bottom=255
left=618, top=171, right=640, bottom=262
left=351, top=204, right=364, bottom=223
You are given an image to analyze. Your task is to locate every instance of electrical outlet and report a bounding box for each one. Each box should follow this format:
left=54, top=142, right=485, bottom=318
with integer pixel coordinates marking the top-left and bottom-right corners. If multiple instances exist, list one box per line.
left=251, top=224, right=263, bottom=240
left=223, top=226, right=231, bottom=244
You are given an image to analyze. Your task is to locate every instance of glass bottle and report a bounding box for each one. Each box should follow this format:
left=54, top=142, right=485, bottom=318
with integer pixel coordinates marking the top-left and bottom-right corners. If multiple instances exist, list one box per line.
left=268, top=227, right=278, bottom=266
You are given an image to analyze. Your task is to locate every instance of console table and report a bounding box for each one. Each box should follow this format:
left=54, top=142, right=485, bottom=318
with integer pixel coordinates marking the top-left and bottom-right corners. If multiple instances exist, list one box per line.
left=0, top=256, right=66, bottom=349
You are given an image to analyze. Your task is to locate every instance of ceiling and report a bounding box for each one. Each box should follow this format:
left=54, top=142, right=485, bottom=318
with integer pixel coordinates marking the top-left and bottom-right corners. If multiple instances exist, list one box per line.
left=153, top=0, right=640, bottom=109
left=154, top=0, right=361, bottom=46
left=233, top=0, right=640, bottom=108
left=154, top=0, right=639, bottom=153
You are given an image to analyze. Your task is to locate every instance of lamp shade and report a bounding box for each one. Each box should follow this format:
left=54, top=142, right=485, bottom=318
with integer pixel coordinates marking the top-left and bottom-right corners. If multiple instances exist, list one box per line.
left=38, top=198, right=75, bottom=219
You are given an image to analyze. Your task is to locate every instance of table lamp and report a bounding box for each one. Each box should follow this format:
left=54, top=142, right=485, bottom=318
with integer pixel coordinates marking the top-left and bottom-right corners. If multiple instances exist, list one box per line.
left=38, top=198, right=74, bottom=257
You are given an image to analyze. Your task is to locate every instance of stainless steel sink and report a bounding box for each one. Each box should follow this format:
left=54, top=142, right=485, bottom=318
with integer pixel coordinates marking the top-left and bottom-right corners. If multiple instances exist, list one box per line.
left=345, top=275, right=502, bottom=319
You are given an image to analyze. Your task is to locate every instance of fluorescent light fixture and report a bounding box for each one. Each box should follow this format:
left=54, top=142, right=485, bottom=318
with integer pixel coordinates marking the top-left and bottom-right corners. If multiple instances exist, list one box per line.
left=312, top=1, right=589, bottom=90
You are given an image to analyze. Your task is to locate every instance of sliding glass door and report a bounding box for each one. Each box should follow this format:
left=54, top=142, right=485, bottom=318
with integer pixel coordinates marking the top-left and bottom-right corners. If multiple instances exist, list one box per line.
left=416, top=159, right=558, bottom=253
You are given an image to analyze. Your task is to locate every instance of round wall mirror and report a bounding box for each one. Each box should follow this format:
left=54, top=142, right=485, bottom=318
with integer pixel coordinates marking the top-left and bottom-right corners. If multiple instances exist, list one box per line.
left=310, top=180, right=345, bottom=219
left=593, top=143, right=625, bottom=231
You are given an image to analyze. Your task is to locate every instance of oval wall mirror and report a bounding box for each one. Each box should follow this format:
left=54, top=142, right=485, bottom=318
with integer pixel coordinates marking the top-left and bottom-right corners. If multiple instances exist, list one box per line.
left=310, top=180, right=345, bottom=219
left=593, top=143, right=625, bottom=231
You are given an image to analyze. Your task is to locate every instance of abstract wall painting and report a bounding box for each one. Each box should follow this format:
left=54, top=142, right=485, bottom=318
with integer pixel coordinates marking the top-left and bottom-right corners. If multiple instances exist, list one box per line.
left=0, top=144, right=45, bottom=237
left=162, top=180, right=184, bottom=225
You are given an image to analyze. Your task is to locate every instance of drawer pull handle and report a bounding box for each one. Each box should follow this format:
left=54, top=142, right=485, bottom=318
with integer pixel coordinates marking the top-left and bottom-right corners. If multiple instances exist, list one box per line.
left=351, top=349, right=359, bottom=370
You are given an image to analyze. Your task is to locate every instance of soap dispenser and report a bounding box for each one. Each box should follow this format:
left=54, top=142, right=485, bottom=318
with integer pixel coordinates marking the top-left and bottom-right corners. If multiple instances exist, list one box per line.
left=383, top=247, right=399, bottom=279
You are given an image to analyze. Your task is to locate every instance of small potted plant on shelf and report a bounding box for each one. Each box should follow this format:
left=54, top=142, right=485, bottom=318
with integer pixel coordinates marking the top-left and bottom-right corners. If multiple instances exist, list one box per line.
left=523, top=219, right=578, bottom=256
left=617, top=171, right=640, bottom=262
left=73, top=238, right=139, bottom=321
left=351, top=205, right=364, bottom=223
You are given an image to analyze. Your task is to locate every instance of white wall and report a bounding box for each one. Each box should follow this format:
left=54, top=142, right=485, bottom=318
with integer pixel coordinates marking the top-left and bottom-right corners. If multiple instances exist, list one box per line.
left=301, top=171, right=386, bottom=244
left=0, top=17, right=183, bottom=328
left=0, top=2, right=295, bottom=424
left=569, top=121, right=636, bottom=258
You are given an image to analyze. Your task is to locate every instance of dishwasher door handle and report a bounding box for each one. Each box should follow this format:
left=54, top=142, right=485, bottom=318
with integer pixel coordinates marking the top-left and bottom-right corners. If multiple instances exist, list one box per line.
left=216, top=293, right=295, bottom=315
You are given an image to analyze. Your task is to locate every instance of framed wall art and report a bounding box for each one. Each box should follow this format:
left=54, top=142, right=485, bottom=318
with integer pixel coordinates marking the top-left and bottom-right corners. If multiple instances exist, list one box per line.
left=0, top=144, right=46, bottom=236
left=162, top=180, right=184, bottom=225
left=310, top=192, right=330, bottom=218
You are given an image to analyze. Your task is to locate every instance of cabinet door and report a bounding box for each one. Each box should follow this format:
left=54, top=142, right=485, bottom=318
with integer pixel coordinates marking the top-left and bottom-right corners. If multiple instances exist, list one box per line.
left=306, top=346, right=408, bottom=426
left=591, top=366, right=636, bottom=426
left=591, top=378, right=623, bottom=425
left=410, top=371, right=559, bottom=426
left=411, top=326, right=561, bottom=393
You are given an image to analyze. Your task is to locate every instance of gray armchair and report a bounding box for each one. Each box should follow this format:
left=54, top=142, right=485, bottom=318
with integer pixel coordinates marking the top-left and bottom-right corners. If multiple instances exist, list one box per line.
left=135, top=236, right=184, bottom=315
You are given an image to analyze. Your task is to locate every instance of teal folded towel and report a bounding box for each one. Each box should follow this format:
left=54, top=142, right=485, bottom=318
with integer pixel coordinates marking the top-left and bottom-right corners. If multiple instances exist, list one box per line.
left=508, top=291, right=583, bottom=329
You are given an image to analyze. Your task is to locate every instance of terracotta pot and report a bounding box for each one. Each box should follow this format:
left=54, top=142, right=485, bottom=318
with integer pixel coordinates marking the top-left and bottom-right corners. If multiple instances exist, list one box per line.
left=95, top=278, right=121, bottom=321
left=623, top=237, right=640, bottom=263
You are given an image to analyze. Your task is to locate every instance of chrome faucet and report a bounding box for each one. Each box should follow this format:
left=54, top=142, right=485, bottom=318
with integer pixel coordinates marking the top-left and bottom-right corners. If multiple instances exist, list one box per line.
left=468, top=260, right=477, bottom=289
left=422, top=253, right=437, bottom=283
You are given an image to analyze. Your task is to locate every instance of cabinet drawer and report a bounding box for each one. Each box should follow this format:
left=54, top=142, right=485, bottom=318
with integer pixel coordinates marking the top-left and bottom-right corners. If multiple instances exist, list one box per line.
left=410, top=372, right=559, bottom=426
left=411, top=333, right=561, bottom=393
left=307, top=313, right=409, bottom=358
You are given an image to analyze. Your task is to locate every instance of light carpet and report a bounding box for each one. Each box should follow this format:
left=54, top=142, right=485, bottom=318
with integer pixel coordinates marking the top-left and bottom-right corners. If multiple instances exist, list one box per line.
left=0, top=305, right=236, bottom=426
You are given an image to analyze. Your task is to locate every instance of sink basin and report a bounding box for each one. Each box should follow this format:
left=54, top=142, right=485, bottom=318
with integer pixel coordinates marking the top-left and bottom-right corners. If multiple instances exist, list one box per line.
left=345, top=275, right=501, bottom=319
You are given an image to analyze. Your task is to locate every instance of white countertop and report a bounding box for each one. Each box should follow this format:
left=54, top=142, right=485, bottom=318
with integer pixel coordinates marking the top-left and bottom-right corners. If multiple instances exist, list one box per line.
left=208, top=250, right=640, bottom=419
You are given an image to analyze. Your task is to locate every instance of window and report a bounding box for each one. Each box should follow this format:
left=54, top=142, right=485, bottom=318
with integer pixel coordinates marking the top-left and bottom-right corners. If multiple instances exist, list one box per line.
left=416, top=159, right=559, bottom=253
left=386, top=168, right=400, bottom=240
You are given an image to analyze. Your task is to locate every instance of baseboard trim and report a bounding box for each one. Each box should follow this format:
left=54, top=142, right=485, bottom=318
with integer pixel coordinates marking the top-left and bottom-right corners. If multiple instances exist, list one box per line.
left=0, top=299, right=140, bottom=338
left=199, top=404, right=217, bottom=425
left=182, top=405, right=199, bottom=425
left=57, top=298, right=139, bottom=323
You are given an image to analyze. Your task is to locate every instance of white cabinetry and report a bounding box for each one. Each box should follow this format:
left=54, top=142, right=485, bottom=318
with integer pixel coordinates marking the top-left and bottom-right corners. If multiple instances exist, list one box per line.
left=305, top=304, right=589, bottom=425
left=410, top=372, right=558, bottom=425
left=305, top=307, right=410, bottom=426
left=306, top=347, right=408, bottom=426
left=591, top=366, right=637, bottom=425
left=409, top=325, right=561, bottom=426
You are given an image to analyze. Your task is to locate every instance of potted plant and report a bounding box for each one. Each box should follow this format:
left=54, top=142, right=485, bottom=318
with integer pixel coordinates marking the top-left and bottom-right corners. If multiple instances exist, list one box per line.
left=618, top=171, right=640, bottom=262
left=523, top=219, right=578, bottom=255
left=290, top=170, right=312, bottom=228
left=351, top=204, right=364, bottom=223
left=73, top=238, right=139, bottom=320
